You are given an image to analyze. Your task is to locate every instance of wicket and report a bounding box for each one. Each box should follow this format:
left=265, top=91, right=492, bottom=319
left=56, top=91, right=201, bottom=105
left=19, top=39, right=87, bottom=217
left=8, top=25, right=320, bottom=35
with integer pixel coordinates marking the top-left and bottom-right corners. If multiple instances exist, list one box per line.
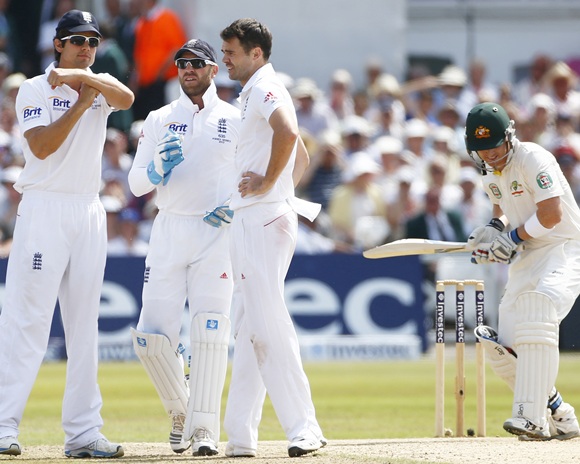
left=435, top=279, right=486, bottom=438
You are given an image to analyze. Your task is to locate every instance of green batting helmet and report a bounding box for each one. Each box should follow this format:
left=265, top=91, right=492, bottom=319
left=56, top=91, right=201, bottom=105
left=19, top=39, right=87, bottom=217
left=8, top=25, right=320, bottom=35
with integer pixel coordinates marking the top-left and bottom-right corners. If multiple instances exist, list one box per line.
left=465, top=102, right=512, bottom=151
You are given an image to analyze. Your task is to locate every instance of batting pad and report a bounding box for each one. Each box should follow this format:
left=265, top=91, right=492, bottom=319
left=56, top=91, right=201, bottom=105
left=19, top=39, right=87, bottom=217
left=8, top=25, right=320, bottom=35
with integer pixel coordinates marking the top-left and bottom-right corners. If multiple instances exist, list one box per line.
left=475, top=326, right=517, bottom=390
left=512, top=291, right=559, bottom=425
left=131, top=328, right=189, bottom=415
left=184, top=313, right=231, bottom=442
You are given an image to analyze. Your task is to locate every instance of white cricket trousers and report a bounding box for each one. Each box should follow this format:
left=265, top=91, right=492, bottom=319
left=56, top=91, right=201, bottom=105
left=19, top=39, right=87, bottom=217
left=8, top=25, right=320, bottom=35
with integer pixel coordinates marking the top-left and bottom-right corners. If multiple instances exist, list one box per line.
left=136, top=211, right=233, bottom=346
left=0, top=191, right=107, bottom=448
left=224, top=201, right=322, bottom=449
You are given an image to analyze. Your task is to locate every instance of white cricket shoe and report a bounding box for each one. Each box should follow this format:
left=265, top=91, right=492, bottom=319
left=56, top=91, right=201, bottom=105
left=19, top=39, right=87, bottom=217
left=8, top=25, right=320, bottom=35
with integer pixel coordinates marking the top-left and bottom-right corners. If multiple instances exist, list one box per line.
left=288, top=432, right=322, bottom=458
left=191, top=427, right=218, bottom=456
left=225, top=442, right=257, bottom=458
left=551, top=402, right=580, bottom=440
left=169, top=412, right=190, bottom=453
left=0, top=436, right=21, bottom=456
left=504, top=417, right=550, bottom=440
left=64, top=437, right=124, bottom=458
left=520, top=404, right=580, bottom=441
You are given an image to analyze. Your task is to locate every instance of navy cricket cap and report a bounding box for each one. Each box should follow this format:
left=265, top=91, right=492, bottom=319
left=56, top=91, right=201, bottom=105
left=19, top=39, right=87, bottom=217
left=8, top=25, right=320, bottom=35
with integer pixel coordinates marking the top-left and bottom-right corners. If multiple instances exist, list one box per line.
left=56, top=10, right=102, bottom=37
left=174, top=39, right=217, bottom=63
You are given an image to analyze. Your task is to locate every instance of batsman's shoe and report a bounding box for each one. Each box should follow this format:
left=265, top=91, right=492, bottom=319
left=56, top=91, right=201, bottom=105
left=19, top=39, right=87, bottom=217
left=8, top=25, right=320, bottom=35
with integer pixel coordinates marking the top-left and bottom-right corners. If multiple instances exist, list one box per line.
left=169, top=412, right=190, bottom=453
left=521, top=406, right=580, bottom=441
left=551, top=404, right=580, bottom=440
left=225, top=442, right=257, bottom=458
left=191, top=427, right=218, bottom=457
left=0, top=436, right=21, bottom=456
left=64, top=438, right=124, bottom=458
left=503, top=417, right=550, bottom=440
left=288, top=433, right=322, bottom=458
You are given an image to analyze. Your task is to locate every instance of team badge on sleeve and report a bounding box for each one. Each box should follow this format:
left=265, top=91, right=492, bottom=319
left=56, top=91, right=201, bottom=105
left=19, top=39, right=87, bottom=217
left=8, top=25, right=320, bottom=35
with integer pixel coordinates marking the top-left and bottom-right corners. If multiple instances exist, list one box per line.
left=536, top=172, right=553, bottom=189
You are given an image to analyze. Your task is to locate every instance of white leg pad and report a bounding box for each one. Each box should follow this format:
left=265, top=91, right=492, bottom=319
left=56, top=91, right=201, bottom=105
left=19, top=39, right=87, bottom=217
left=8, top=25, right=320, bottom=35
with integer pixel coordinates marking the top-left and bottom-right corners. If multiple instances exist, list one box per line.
left=131, top=328, right=189, bottom=415
left=475, top=326, right=517, bottom=390
left=512, top=292, right=559, bottom=425
left=184, top=313, right=231, bottom=443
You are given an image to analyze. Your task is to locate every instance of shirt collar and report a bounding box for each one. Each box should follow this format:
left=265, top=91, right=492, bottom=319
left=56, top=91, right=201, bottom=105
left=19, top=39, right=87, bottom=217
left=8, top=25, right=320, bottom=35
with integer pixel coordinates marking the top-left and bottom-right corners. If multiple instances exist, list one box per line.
left=178, top=80, right=219, bottom=112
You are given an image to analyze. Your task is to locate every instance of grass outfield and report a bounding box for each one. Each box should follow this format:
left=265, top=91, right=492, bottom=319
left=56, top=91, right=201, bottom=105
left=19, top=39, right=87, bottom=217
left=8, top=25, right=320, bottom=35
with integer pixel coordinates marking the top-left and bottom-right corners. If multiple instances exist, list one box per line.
left=18, top=352, right=580, bottom=446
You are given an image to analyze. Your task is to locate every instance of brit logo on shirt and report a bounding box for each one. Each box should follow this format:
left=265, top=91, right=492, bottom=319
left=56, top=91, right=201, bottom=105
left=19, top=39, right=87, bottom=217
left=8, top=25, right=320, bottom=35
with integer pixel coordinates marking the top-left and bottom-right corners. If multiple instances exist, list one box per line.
left=536, top=172, right=553, bottom=189
left=23, top=106, right=42, bottom=122
left=164, top=122, right=188, bottom=135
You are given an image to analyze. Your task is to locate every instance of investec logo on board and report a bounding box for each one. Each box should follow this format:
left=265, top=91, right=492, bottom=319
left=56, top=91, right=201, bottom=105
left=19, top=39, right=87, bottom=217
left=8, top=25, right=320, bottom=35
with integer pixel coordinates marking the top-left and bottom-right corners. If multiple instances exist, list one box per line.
left=165, top=122, right=187, bottom=135
left=50, top=96, right=71, bottom=112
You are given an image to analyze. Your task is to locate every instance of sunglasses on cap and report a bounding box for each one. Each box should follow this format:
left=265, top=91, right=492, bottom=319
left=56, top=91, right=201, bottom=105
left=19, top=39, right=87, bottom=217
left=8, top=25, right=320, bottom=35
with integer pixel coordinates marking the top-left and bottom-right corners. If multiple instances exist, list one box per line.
left=61, top=35, right=100, bottom=48
left=175, top=58, right=216, bottom=70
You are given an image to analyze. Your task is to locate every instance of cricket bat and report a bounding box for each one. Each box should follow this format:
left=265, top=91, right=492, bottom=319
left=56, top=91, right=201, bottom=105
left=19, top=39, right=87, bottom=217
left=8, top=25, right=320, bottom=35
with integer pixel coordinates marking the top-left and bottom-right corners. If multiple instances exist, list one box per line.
left=363, top=238, right=471, bottom=259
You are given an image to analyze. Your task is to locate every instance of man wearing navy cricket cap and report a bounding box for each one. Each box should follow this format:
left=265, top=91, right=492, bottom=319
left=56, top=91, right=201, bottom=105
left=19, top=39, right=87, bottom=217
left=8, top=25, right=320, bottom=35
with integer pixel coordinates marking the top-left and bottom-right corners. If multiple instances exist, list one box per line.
left=128, top=37, right=239, bottom=456
left=0, top=8, right=133, bottom=458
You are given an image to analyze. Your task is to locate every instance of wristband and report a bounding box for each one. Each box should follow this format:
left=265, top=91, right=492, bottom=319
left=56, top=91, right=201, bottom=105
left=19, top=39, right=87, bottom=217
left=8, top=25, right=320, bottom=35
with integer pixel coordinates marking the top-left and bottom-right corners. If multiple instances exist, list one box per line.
left=488, top=217, right=505, bottom=232
left=509, top=229, right=524, bottom=244
left=524, top=213, right=554, bottom=238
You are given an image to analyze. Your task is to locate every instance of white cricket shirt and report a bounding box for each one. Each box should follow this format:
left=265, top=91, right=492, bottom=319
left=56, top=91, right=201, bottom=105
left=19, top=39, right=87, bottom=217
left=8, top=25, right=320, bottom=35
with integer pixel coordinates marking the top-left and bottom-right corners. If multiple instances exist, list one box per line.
left=482, top=138, right=580, bottom=249
left=128, top=81, right=240, bottom=215
left=229, top=63, right=297, bottom=210
left=14, top=63, right=113, bottom=194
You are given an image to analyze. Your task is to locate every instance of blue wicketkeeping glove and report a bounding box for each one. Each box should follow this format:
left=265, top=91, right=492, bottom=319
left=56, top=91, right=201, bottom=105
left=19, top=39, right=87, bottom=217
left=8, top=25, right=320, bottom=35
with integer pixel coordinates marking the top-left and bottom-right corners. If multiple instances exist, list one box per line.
left=203, top=205, right=234, bottom=228
left=147, top=130, right=184, bottom=186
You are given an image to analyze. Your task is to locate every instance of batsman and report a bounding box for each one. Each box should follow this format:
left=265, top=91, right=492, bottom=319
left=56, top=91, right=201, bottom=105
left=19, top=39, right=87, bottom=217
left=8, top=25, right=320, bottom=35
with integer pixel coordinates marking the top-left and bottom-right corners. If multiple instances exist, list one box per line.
left=465, top=102, right=580, bottom=440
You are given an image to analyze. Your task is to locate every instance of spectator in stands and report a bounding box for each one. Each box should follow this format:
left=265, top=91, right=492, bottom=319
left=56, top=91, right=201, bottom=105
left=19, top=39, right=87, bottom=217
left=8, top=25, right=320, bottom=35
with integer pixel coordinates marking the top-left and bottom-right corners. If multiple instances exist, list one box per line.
left=131, top=0, right=187, bottom=120
left=513, top=53, right=553, bottom=109
left=37, top=0, right=76, bottom=71
left=553, top=144, right=580, bottom=204
left=107, top=207, right=148, bottom=256
left=543, top=61, right=580, bottom=130
left=456, top=166, right=492, bottom=238
left=300, top=129, right=346, bottom=210
left=340, top=114, right=373, bottom=158
left=462, top=58, right=498, bottom=108
left=327, top=151, right=387, bottom=249
left=102, top=128, right=133, bottom=201
left=292, top=77, right=339, bottom=139
left=329, top=68, right=354, bottom=120
left=0, top=164, right=21, bottom=256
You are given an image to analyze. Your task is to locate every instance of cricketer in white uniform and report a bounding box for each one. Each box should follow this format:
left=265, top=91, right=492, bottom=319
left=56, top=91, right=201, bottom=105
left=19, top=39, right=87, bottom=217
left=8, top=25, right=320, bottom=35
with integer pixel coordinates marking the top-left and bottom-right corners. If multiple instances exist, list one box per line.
left=127, top=39, right=239, bottom=457
left=0, top=9, right=133, bottom=458
left=465, top=102, right=580, bottom=440
left=220, top=18, right=325, bottom=459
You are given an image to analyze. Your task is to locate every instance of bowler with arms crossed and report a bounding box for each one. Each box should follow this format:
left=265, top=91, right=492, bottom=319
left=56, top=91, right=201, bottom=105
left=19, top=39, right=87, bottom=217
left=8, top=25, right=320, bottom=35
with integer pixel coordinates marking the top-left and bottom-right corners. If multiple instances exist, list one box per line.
left=465, top=102, right=580, bottom=440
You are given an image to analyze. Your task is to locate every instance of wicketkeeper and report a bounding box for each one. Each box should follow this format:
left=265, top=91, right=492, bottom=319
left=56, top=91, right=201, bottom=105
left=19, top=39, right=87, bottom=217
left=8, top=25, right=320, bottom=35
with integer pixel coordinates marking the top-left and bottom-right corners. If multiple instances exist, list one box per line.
left=465, top=102, right=580, bottom=440
left=127, top=39, right=240, bottom=456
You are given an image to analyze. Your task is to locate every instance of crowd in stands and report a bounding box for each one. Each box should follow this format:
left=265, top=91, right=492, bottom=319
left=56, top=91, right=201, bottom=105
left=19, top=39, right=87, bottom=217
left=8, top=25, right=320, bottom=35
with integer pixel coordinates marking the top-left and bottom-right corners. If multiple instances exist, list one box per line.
left=0, top=1, right=579, bottom=259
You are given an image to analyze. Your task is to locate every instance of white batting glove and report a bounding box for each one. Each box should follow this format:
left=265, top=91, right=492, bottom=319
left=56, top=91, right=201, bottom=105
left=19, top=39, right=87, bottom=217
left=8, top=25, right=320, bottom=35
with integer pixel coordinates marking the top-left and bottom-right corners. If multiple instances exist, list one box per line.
left=467, top=218, right=505, bottom=248
left=489, top=230, right=523, bottom=264
left=470, top=245, right=492, bottom=265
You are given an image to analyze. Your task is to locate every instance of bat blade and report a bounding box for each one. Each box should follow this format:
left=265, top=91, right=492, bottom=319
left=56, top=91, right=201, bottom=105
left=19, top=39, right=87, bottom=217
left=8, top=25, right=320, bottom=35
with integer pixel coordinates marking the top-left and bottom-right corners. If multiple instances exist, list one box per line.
left=363, top=239, right=470, bottom=259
